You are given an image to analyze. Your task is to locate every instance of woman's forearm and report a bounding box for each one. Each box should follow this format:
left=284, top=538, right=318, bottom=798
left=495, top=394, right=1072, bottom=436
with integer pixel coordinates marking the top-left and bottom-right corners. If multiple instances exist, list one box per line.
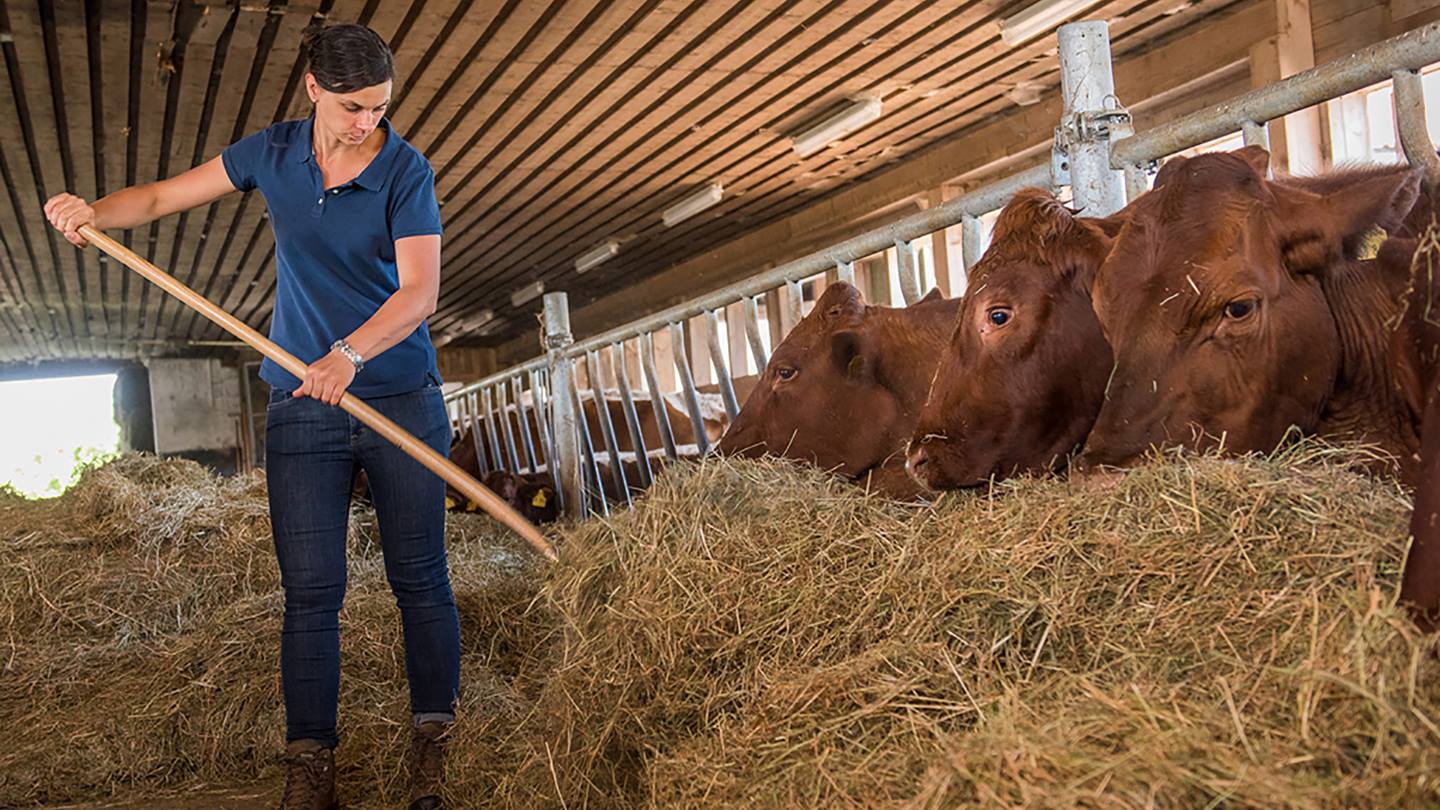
left=344, top=286, right=436, bottom=362
left=91, top=184, right=164, bottom=230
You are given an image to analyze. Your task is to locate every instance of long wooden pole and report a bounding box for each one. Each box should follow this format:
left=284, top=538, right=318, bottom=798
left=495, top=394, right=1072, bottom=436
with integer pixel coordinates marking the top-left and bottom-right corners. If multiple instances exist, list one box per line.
left=79, top=223, right=558, bottom=563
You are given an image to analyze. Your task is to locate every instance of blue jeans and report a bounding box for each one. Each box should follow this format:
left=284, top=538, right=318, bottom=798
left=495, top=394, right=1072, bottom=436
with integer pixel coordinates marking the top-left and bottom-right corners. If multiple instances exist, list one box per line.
left=265, top=381, right=459, bottom=747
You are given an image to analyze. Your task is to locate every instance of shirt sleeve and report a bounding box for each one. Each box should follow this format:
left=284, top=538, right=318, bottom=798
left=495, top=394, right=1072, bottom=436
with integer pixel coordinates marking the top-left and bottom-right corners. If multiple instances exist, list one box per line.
left=389, top=158, right=443, bottom=241
left=220, top=128, right=268, bottom=193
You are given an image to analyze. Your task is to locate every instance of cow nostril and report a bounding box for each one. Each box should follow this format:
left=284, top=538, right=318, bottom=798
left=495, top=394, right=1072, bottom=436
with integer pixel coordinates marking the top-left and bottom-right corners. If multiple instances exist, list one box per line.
left=908, top=447, right=929, bottom=473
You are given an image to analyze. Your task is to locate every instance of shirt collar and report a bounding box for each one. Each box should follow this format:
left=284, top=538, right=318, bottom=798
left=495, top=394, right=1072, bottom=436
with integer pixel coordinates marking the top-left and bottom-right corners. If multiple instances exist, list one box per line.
left=292, top=114, right=398, bottom=192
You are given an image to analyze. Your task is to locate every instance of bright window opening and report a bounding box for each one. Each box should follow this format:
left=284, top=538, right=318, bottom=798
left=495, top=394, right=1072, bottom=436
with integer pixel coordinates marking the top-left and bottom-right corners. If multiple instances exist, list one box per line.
left=0, top=373, right=121, bottom=497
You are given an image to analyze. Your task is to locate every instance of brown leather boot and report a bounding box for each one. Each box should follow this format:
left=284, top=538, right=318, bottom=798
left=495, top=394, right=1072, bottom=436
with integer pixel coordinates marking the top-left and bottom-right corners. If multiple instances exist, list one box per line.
left=279, top=739, right=338, bottom=810
left=408, top=721, right=449, bottom=810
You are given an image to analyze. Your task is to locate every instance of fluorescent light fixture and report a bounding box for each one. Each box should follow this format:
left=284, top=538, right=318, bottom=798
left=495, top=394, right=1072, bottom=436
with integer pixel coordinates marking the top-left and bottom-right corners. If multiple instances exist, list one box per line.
left=999, top=0, right=1107, bottom=46
left=662, top=182, right=724, bottom=227
left=510, top=280, right=545, bottom=308
left=792, top=95, right=883, bottom=158
left=575, top=239, right=620, bottom=274
left=463, top=308, right=495, bottom=329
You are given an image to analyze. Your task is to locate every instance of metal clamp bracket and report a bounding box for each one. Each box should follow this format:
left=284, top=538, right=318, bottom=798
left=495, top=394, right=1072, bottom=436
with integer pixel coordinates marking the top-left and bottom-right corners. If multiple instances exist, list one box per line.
left=1052, top=97, right=1133, bottom=186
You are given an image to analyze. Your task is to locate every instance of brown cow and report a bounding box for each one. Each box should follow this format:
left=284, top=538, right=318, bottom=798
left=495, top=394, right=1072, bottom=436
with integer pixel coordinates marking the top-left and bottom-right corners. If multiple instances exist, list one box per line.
left=907, top=188, right=1121, bottom=489
left=1391, top=215, right=1440, bottom=629
left=716, top=282, right=960, bottom=498
left=1077, top=146, right=1420, bottom=470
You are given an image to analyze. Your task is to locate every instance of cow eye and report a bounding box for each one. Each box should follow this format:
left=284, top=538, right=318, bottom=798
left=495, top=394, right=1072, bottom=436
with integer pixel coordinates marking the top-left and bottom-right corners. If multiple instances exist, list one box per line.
left=987, top=307, right=1013, bottom=327
left=1224, top=299, right=1258, bottom=320
left=774, top=366, right=798, bottom=382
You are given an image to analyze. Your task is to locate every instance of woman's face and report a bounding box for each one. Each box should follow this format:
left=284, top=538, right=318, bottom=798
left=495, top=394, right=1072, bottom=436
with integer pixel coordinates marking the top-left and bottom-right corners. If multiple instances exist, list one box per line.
left=306, top=75, right=392, bottom=145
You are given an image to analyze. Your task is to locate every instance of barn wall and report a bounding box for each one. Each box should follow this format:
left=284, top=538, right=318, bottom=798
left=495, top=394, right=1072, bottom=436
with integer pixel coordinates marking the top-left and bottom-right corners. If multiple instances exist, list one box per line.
left=147, top=357, right=241, bottom=474
left=496, top=0, right=1440, bottom=366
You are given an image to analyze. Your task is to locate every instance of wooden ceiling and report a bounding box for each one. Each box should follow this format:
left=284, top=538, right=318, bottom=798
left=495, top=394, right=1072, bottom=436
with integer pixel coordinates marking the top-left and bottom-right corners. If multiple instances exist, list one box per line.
left=0, top=0, right=1242, bottom=365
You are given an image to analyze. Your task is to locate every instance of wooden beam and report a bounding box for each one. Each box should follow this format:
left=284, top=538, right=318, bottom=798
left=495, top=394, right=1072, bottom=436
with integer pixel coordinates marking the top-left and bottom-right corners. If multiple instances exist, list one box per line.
left=1250, top=0, right=1327, bottom=173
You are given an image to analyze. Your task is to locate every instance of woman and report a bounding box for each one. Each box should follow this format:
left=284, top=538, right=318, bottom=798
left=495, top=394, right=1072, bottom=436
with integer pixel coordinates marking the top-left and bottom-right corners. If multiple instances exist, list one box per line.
left=45, top=24, right=457, bottom=810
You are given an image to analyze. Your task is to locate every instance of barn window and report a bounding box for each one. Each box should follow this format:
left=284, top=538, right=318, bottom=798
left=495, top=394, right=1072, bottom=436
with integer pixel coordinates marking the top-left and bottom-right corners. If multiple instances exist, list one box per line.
left=0, top=373, right=120, bottom=497
left=1328, top=62, right=1440, bottom=165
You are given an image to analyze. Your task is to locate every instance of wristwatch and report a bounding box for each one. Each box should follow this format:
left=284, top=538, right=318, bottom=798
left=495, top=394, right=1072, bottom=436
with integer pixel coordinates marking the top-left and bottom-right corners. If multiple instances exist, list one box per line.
left=331, top=339, right=365, bottom=372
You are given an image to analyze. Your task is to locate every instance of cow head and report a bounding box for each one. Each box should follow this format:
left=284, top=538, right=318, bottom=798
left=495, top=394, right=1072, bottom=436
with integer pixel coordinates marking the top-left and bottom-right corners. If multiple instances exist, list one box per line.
left=717, top=282, right=916, bottom=480
left=1079, top=146, right=1420, bottom=468
left=907, top=188, right=1118, bottom=489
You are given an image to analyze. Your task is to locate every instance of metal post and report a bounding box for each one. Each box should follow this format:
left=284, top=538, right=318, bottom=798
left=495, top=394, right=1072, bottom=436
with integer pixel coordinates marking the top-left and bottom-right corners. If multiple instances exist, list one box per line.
left=785, top=278, right=804, bottom=326
left=610, top=342, right=654, bottom=489
left=496, top=382, right=524, bottom=472
left=742, top=295, right=769, bottom=372
left=543, top=292, right=584, bottom=520
left=835, top=259, right=855, bottom=285
left=704, top=309, right=741, bottom=421
left=640, top=330, right=680, bottom=461
left=530, top=368, right=557, bottom=474
left=1242, top=120, right=1269, bottom=150
left=1393, top=69, right=1440, bottom=189
left=1123, top=163, right=1150, bottom=202
left=668, top=321, right=712, bottom=453
left=481, top=387, right=506, bottom=472
left=1056, top=21, right=1127, bottom=216
left=511, top=375, right=539, bottom=473
left=466, top=390, right=491, bottom=476
left=586, top=348, right=631, bottom=505
left=571, top=380, right=608, bottom=516
left=894, top=237, right=922, bottom=305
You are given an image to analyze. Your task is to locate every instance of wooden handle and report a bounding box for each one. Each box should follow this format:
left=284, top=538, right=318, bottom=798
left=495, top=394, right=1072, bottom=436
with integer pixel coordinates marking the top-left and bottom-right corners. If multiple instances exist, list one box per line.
left=79, top=223, right=558, bottom=563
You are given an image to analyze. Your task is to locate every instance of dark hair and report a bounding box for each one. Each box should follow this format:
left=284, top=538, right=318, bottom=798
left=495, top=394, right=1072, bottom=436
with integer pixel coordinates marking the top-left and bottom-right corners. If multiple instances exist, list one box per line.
left=303, top=24, right=394, bottom=93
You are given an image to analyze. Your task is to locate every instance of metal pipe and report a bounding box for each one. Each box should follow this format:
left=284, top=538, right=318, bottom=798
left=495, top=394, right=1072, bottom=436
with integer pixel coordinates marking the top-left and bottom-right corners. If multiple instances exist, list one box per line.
left=1242, top=119, right=1269, bottom=149
left=610, top=341, right=654, bottom=489
left=511, top=375, right=539, bottom=473
left=571, top=378, right=608, bottom=516
left=1123, top=163, right=1150, bottom=202
left=669, top=321, right=711, bottom=453
left=529, top=368, right=564, bottom=512
left=586, top=348, right=631, bottom=505
left=640, top=330, right=680, bottom=461
left=465, top=391, right=490, bottom=476
left=894, top=237, right=922, bottom=304
left=1057, top=22, right=1126, bottom=216
left=704, top=309, right=741, bottom=421
left=1111, top=22, right=1440, bottom=167
left=498, top=382, right=525, bottom=472
left=961, top=215, right=982, bottom=273
left=481, top=387, right=507, bottom=472
left=1393, top=68, right=1440, bottom=189
left=785, top=278, right=804, bottom=328
left=835, top=259, right=855, bottom=285
left=742, top=294, right=768, bottom=372
left=543, top=292, right=584, bottom=520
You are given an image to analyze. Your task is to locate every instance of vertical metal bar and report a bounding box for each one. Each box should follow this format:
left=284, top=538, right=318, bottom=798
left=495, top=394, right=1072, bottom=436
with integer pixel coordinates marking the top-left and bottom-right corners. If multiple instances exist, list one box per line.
left=586, top=349, right=631, bottom=505
left=961, top=215, right=983, bottom=273
left=497, top=383, right=524, bottom=471
left=668, top=321, right=712, bottom=453
left=611, top=342, right=653, bottom=489
left=530, top=369, right=557, bottom=474
left=742, top=294, right=769, bottom=372
left=1057, top=22, right=1126, bottom=216
left=1393, top=69, right=1440, bottom=188
left=571, top=379, right=608, bottom=516
left=704, top=308, right=741, bottom=421
left=1242, top=120, right=1269, bottom=149
left=475, top=389, right=498, bottom=475
left=543, top=292, right=584, bottom=520
left=481, top=387, right=506, bottom=472
left=1123, top=163, right=1150, bottom=202
left=640, top=330, right=679, bottom=461
left=835, top=259, right=855, bottom=285
left=894, top=237, right=922, bottom=304
left=785, top=278, right=804, bottom=325
left=511, top=375, right=539, bottom=473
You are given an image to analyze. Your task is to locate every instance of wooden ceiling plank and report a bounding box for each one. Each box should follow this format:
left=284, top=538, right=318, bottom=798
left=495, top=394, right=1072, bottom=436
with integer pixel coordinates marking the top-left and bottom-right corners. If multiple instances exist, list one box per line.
left=383, top=0, right=480, bottom=126
left=92, top=0, right=135, bottom=341
left=0, top=1, right=83, bottom=355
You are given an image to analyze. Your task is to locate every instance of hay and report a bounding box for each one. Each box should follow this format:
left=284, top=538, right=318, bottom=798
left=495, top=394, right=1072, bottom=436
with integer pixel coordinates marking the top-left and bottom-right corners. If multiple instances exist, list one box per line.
left=4, top=446, right=1439, bottom=808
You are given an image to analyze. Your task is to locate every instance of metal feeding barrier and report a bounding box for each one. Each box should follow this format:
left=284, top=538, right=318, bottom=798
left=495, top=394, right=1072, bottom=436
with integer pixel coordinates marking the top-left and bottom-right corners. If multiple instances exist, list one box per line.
left=444, top=20, right=1440, bottom=520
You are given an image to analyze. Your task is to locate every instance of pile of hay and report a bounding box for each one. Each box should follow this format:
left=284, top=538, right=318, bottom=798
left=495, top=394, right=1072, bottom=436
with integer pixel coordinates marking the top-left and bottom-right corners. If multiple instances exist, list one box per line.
left=4, top=445, right=1439, bottom=808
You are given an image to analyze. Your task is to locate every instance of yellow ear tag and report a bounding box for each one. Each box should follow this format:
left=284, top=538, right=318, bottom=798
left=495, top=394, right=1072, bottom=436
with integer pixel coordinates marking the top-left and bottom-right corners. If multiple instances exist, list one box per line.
left=465, top=500, right=480, bottom=512
left=531, top=489, right=549, bottom=508
left=444, top=496, right=456, bottom=510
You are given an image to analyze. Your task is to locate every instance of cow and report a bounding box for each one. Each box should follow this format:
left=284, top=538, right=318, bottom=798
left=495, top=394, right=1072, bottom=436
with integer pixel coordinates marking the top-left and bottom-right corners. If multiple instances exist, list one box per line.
left=1391, top=207, right=1440, bottom=629
left=1076, top=146, right=1421, bottom=472
left=716, top=281, right=960, bottom=498
left=906, top=188, right=1122, bottom=489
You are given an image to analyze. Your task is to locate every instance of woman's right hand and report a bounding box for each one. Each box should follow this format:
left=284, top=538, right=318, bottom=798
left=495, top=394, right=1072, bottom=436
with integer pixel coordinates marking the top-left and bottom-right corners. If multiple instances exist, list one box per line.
left=43, top=193, right=96, bottom=247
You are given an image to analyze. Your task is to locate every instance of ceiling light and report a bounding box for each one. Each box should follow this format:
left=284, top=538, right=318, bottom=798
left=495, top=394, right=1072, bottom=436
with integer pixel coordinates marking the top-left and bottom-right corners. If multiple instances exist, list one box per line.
left=999, top=0, right=1107, bottom=46
left=662, top=182, right=724, bottom=227
left=463, top=308, right=494, bottom=329
left=575, top=239, right=620, bottom=274
left=510, top=280, right=545, bottom=308
left=792, top=95, right=883, bottom=158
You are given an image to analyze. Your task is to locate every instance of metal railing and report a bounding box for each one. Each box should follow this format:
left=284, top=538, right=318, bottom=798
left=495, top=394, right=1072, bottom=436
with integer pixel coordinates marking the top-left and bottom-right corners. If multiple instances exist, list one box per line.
left=444, top=19, right=1440, bottom=520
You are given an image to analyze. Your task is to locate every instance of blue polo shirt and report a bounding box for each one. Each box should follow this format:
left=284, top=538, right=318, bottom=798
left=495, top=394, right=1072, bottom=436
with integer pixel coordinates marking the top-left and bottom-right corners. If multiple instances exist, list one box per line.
left=221, top=115, right=443, bottom=398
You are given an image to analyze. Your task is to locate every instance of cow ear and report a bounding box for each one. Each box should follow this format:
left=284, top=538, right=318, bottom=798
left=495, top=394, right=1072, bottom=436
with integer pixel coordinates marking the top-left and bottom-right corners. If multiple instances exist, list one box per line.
left=817, top=281, right=866, bottom=322
left=918, top=287, right=944, bottom=304
left=830, top=329, right=874, bottom=382
left=1151, top=154, right=1190, bottom=189
left=483, top=472, right=519, bottom=502
left=1273, top=167, right=1422, bottom=274
left=1234, top=145, right=1272, bottom=177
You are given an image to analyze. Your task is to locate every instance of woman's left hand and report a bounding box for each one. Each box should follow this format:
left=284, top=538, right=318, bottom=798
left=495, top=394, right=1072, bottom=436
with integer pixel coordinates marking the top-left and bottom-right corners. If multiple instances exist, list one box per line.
left=294, top=349, right=357, bottom=405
